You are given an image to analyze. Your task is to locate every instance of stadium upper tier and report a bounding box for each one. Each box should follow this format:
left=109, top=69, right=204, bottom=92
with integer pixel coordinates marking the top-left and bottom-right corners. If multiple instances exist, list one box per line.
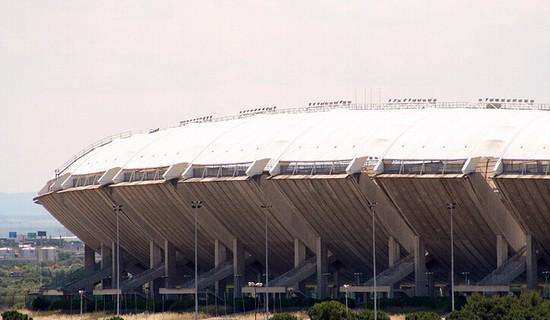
left=58, top=104, right=550, bottom=177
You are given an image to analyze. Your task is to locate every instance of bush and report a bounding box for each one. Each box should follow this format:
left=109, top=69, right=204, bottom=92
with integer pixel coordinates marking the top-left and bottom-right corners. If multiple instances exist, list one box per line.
left=308, top=301, right=348, bottom=320
left=404, top=311, right=440, bottom=320
left=355, top=309, right=390, bottom=320
left=1, top=310, right=33, bottom=320
left=448, top=309, right=479, bottom=320
left=105, top=317, right=124, bottom=320
left=270, top=313, right=299, bottom=320
left=449, top=291, right=550, bottom=320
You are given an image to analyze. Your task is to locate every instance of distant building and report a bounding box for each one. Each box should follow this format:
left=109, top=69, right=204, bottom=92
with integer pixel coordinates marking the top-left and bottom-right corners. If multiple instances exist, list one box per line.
left=0, top=247, right=15, bottom=259
left=37, top=246, right=57, bottom=262
left=19, top=246, right=36, bottom=259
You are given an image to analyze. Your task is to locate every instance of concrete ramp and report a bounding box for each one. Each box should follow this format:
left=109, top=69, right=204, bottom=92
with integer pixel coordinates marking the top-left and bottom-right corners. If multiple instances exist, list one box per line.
left=365, top=255, right=415, bottom=287
left=120, top=264, right=165, bottom=292
left=270, top=255, right=338, bottom=288
left=270, top=257, right=317, bottom=287
left=478, top=246, right=526, bottom=285
left=183, top=260, right=234, bottom=289
left=63, top=266, right=113, bottom=293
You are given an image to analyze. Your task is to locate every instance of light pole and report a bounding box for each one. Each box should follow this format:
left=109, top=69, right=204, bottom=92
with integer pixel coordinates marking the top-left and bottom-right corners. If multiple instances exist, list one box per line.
left=248, top=282, right=263, bottom=320
left=343, top=284, right=350, bottom=319
left=79, top=290, right=84, bottom=315
left=367, top=200, right=377, bottom=320
left=113, top=204, right=123, bottom=316
left=446, top=202, right=457, bottom=312
left=191, top=200, right=203, bottom=320
left=260, top=203, right=272, bottom=318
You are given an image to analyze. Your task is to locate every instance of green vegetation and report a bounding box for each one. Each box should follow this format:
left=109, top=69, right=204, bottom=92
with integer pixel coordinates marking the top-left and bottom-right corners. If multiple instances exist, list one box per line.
left=404, top=311, right=440, bottom=320
left=105, top=317, right=125, bottom=320
left=0, top=252, right=83, bottom=307
left=449, top=291, right=550, bottom=320
left=307, top=301, right=388, bottom=320
left=308, top=301, right=349, bottom=320
left=1, top=310, right=33, bottom=320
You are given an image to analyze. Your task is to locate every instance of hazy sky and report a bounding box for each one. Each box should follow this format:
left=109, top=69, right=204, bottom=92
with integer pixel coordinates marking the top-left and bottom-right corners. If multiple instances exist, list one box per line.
left=0, top=0, right=549, bottom=193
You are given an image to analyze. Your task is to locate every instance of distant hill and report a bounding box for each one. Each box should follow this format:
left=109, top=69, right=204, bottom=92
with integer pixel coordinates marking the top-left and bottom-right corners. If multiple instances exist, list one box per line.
left=0, top=192, right=71, bottom=237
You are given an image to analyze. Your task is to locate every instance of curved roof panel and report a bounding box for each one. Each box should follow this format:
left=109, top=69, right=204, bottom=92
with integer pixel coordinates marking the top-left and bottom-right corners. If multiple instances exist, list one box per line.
left=63, top=107, right=550, bottom=176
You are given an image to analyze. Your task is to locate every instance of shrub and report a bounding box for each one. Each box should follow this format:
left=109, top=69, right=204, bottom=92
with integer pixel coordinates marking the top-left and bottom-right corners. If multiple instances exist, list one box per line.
left=449, top=291, right=550, bottom=320
left=105, top=317, right=124, bottom=320
left=404, top=311, right=440, bottom=320
left=448, top=309, right=479, bottom=320
left=356, top=309, right=390, bottom=320
left=270, top=313, right=299, bottom=320
left=1, top=310, right=33, bottom=320
left=308, top=301, right=348, bottom=320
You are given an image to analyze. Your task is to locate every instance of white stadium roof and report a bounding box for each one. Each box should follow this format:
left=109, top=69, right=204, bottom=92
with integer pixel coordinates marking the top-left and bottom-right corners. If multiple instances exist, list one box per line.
left=61, top=105, right=550, bottom=176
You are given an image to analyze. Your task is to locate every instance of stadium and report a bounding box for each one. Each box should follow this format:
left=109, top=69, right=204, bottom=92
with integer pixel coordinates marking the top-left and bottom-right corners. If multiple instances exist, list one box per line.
left=35, top=99, right=550, bottom=302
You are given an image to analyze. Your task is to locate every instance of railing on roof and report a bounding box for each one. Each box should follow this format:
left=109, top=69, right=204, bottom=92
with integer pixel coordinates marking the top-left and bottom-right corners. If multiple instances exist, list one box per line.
left=383, top=159, right=466, bottom=175
left=279, top=160, right=352, bottom=175
left=177, top=101, right=550, bottom=125
left=192, top=162, right=252, bottom=178
left=54, top=100, right=550, bottom=177
left=54, top=131, right=134, bottom=177
left=122, top=167, right=169, bottom=182
left=502, top=159, right=550, bottom=175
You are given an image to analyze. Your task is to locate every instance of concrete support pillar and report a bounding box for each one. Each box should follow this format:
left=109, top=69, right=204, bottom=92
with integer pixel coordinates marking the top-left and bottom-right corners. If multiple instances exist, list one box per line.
left=496, top=235, right=509, bottom=268
left=333, top=269, right=340, bottom=299
left=100, top=244, right=113, bottom=289
left=84, top=244, right=96, bottom=271
left=388, top=237, right=400, bottom=268
left=83, top=244, right=96, bottom=293
left=293, top=239, right=307, bottom=293
left=100, top=244, right=112, bottom=288
left=215, top=239, right=228, bottom=297
left=149, top=241, right=162, bottom=298
left=164, top=240, right=177, bottom=288
left=526, top=234, right=538, bottom=289
left=316, top=237, right=328, bottom=299
left=414, top=236, right=427, bottom=296
left=233, top=238, right=245, bottom=297
left=294, top=239, right=306, bottom=268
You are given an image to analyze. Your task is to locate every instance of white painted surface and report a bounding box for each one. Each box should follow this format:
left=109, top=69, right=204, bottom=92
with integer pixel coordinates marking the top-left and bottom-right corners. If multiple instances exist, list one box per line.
left=60, top=107, right=550, bottom=176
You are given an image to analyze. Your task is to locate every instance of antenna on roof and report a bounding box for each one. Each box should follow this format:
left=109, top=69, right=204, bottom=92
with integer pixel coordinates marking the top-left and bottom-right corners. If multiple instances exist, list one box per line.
left=239, top=106, right=277, bottom=117
left=480, top=97, right=535, bottom=109
left=179, top=115, right=213, bottom=126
